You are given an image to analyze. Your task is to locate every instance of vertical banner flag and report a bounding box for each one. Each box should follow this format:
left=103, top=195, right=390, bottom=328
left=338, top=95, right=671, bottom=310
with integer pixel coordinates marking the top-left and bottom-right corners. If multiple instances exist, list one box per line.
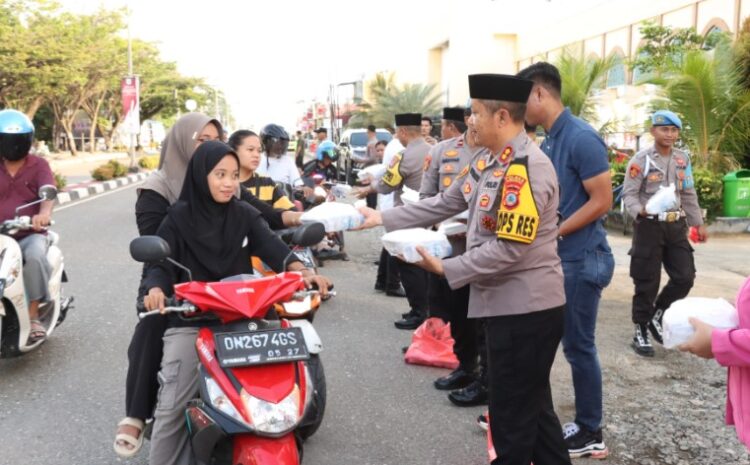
left=122, top=76, right=141, bottom=135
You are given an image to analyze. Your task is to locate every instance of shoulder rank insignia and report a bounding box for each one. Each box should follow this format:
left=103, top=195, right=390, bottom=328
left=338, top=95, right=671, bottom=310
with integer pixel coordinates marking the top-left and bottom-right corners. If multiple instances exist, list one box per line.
left=457, top=165, right=470, bottom=179
left=499, top=146, right=513, bottom=164
left=496, top=162, right=539, bottom=244
left=423, top=154, right=432, bottom=172
left=629, top=163, right=641, bottom=179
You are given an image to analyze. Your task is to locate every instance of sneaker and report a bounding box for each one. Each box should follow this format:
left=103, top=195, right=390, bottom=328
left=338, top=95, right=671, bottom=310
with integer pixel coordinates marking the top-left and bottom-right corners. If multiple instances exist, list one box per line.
left=564, top=424, right=609, bottom=459
left=631, top=323, right=655, bottom=357
left=477, top=412, right=489, bottom=431
left=648, top=308, right=664, bottom=345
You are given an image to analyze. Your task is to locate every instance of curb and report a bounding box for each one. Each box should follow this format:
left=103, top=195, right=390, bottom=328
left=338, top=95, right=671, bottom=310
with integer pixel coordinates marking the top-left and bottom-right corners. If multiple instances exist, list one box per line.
left=56, top=172, right=149, bottom=206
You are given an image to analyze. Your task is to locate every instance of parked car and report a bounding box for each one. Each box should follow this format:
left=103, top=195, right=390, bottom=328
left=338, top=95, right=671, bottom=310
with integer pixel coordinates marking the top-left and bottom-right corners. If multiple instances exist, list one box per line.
left=337, top=128, right=392, bottom=184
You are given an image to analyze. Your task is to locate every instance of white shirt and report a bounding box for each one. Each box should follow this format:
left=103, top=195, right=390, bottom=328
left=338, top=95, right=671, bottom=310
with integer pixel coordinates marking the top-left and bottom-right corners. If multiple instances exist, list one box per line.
left=378, top=138, right=404, bottom=211
left=257, top=153, right=303, bottom=186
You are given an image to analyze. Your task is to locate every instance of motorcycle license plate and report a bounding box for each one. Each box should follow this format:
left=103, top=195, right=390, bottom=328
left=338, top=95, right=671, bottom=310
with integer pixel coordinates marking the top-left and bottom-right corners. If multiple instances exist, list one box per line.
left=214, top=327, right=309, bottom=368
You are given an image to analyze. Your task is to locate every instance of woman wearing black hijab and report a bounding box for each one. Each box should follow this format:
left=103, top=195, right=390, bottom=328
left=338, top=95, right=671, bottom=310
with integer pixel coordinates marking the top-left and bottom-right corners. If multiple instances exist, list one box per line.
left=142, top=141, right=329, bottom=465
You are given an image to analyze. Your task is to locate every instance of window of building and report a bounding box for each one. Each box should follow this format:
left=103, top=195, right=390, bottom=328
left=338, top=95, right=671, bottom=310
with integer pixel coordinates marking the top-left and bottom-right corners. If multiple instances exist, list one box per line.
left=606, top=53, right=626, bottom=88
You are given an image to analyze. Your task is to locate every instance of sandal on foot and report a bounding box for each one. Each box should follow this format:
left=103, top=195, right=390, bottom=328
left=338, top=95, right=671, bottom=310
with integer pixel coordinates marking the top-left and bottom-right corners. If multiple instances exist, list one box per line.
left=114, top=417, right=145, bottom=458
left=27, top=320, right=46, bottom=343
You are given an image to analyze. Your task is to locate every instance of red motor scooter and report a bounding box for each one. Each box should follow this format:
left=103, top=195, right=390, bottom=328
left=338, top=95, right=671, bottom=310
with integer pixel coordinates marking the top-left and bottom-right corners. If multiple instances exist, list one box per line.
left=130, top=224, right=328, bottom=465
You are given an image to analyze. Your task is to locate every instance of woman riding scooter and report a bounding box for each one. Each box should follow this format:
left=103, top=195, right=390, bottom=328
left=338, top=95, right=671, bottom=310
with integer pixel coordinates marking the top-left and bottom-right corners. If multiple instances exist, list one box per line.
left=116, top=114, right=310, bottom=458
left=141, top=141, right=330, bottom=465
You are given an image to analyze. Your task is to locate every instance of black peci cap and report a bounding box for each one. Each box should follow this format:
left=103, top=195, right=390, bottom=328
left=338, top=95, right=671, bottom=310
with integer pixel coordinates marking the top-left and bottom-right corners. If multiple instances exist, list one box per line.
left=442, top=107, right=466, bottom=123
left=468, top=74, right=533, bottom=103
left=394, top=113, right=422, bottom=126
left=314, top=127, right=327, bottom=133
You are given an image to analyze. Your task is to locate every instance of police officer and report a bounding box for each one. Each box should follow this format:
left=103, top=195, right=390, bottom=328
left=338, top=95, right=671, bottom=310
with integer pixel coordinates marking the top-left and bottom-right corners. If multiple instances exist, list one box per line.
left=623, top=110, right=708, bottom=357
left=357, top=113, right=432, bottom=329
left=421, top=105, right=490, bottom=406
left=356, top=74, right=571, bottom=465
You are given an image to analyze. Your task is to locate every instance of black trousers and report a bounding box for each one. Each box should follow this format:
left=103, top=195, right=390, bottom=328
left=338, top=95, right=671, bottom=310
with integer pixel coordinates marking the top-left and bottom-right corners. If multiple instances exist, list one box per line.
left=629, top=218, right=695, bottom=324
left=397, top=260, right=429, bottom=317
left=366, top=192, right=378, bottom=209
left=485, top=307, right=571, bottom=465
left=428, top=273, right=482, bottom=371
left=125, top=311, right=168, bottom=420
left=375, top=248, right=401, bottom=289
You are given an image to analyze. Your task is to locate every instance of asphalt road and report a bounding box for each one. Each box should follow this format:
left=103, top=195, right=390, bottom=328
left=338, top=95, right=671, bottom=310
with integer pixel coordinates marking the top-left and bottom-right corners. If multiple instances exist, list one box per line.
left=4, top=184, right=750, bottom=465
left=0, top=185, right=489, bottom=465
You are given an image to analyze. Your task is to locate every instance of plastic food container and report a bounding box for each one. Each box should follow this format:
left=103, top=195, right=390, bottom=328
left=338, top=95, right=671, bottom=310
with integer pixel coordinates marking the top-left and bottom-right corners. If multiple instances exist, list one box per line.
left=300, top=202, right=365, bottom=232
left=381, top=228, right=452, bottom=263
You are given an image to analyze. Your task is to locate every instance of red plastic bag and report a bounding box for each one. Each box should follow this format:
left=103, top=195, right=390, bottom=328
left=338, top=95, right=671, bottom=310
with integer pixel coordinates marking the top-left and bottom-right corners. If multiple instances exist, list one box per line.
left=404, top=317, right=459, bottom=369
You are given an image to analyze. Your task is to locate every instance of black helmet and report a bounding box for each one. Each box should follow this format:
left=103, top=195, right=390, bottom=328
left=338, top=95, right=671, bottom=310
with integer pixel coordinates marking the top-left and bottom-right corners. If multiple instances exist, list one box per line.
left=260, top=123, right=289, bottom=156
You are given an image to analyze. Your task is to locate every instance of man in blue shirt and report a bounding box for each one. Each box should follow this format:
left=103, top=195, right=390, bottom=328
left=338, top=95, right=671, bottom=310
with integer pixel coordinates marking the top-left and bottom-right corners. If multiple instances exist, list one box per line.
left=518, top=62, right=614, bottom=460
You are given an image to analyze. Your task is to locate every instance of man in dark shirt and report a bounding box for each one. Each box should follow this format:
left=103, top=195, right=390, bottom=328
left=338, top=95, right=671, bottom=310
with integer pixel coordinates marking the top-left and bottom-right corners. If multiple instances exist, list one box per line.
left=0, top=109, right=55, bottom=343
left=518, top=62, right=614, bottom=459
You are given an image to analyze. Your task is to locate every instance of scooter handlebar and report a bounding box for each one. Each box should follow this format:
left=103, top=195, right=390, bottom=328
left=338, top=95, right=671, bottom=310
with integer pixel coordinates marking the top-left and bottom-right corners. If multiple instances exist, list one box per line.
left=136, top=297, right=195, bottom=319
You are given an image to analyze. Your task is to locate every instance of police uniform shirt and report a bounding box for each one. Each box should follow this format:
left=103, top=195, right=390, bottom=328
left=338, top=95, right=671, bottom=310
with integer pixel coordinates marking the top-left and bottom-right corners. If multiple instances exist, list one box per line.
left=420, top=132, right=488, bottom=256
left=420, top=132, right=487, bottom=199
left=382, top=130, right=565, bottom=318
left=241, top=173, right=295, bottom=211
left=622, top=146, right=703, bottom=226
left=376, top=136, right=431, bottom=206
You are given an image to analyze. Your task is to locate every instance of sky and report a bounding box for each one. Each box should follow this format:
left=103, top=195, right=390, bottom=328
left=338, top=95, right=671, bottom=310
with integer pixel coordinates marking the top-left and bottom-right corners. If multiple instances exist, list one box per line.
left=58, top=0, right=613, bottom=130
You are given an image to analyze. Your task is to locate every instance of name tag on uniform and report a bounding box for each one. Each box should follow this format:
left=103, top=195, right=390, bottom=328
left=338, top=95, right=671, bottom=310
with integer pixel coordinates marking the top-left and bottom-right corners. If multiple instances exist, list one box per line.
left=495, top=163, right=539, bottom=244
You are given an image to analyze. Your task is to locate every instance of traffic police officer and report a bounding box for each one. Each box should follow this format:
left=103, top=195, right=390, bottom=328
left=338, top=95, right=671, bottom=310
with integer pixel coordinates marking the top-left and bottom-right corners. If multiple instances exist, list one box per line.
left=421, top=105, right=490, bottom=407
left=359, top=113, right=432, bottom=329
left=623, top=110, right=708, bottom=357
left=356, top=74, right=571, bottom=465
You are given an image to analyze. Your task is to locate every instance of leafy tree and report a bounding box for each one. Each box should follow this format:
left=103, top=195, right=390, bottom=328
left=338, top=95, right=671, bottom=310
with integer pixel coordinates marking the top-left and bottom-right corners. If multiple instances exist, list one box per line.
left=630, top=21, right=723, bottom=79
left=652, top=37, right=750, bottom=171
left=555, top=51, right=615, bottom=121
left=348, top=72, right=442, bottom=128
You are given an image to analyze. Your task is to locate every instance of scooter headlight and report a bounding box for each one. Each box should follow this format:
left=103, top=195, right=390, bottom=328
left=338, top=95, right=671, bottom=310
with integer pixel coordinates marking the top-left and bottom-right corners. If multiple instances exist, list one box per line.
left=204, top=376, right=248, bottom=426
left=241, top=385, right=301, bottom=435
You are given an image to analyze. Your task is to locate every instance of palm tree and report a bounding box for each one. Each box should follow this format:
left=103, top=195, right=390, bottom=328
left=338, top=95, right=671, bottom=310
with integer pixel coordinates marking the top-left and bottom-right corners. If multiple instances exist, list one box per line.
left=348, top=72, right=443, bottom=128
left=652, top=37, right=750, bottom=171
left=555, top=51, right=616, bottom=121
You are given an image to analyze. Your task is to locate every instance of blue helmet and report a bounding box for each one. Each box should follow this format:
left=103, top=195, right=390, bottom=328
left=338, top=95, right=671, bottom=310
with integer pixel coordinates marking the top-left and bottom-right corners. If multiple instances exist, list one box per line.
left=0, top=109, right=34, bottom=161
left=316, top=140, right=338, bottom=161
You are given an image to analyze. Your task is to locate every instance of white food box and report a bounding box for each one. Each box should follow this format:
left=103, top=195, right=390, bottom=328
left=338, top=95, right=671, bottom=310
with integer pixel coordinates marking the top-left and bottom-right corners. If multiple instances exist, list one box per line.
left=401, top=186, right=420, bottom=205
left=357, top=163, right=386, bottom=181
left=437, top=222, right=467, bottom=237
left=300, top=202, right=365, bottom=232
left=381, top=228, right=452, bottom=263
left=662, top=297, right=738, bottom=349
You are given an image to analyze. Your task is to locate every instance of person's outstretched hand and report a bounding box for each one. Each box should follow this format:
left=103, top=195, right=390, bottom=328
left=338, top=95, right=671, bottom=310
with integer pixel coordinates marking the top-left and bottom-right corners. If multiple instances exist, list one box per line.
left=354, top=206, right=382, bottom=230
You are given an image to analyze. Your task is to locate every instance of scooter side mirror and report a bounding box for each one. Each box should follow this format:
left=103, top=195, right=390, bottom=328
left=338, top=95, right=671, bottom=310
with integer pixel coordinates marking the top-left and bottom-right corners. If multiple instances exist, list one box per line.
left=291, top=222, right=325, bottom=248
left=130, top=236, right=171, bottom=263
left=38, top=184, right=58, bottom=201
